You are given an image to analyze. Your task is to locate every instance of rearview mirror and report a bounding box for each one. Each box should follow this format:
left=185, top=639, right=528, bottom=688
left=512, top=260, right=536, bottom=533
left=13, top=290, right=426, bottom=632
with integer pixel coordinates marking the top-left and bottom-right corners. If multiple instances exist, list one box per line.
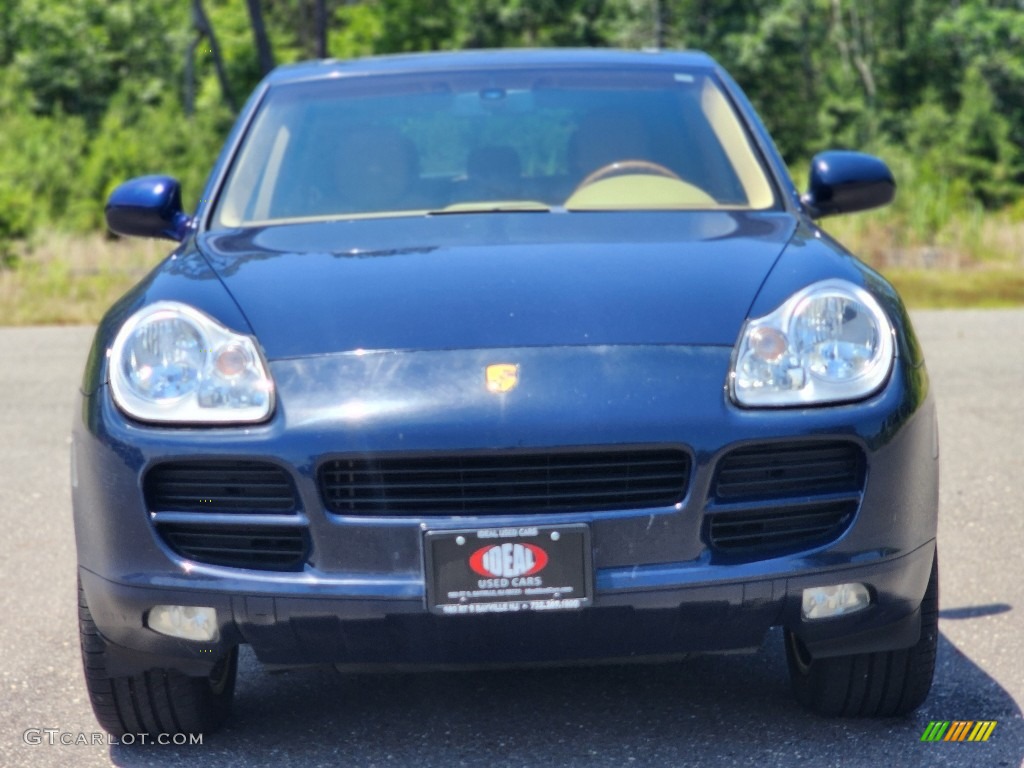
left=802, top=151, right=895, bottom=219
left=105, top=176, right=191, bottom=241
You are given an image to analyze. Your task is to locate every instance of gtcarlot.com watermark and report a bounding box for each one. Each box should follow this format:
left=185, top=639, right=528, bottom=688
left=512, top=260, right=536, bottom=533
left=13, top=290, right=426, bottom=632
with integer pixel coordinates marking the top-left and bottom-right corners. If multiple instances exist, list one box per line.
left=23, top=729, right=202, bottom=746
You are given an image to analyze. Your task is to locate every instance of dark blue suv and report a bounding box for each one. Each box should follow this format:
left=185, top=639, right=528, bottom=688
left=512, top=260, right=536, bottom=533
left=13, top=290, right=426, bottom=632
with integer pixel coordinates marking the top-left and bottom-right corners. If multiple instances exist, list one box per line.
left=74, top=49, right=939, bottom=736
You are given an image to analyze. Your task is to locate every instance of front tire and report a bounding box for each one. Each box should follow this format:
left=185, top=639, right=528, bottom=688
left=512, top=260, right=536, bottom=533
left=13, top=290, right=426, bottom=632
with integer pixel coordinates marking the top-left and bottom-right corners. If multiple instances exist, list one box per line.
left=785, top=552, right=938, bottom=717
left=78, top=578, right=238, bottom=736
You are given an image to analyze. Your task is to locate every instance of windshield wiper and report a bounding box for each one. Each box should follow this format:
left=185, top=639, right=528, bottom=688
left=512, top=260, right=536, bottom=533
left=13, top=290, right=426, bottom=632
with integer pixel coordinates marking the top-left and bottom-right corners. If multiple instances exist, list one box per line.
left=426, top=202, right=554, bottom=215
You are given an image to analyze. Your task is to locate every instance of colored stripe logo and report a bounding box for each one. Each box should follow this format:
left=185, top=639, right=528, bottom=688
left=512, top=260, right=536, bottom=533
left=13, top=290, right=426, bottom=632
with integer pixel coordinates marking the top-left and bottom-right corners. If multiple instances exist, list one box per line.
left=921, top=721, right=997, bottom=742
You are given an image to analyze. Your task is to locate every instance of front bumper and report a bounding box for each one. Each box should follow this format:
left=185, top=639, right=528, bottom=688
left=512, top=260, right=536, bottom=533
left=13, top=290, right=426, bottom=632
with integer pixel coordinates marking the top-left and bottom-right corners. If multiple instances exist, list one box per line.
left=73, top=344, right=939, bottom=675
left=80, top=540, right=934, bottom=676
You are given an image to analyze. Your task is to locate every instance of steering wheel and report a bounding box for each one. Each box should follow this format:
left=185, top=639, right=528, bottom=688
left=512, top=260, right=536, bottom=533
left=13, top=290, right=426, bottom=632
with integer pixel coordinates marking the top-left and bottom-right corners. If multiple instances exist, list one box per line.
left=573, top=160, right=681, bottom=194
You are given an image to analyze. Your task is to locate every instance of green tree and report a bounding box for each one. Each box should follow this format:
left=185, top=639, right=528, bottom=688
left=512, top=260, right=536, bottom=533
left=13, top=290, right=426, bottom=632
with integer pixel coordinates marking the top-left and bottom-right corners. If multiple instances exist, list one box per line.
left=0, top=103, right=88, bottom=242
left=929, top=5, right=1024, bottom=154
left=11, top=0, right=189, bottom=125
left=0, top=0, right=21, bottom=66
left=948, top=65, right=1021, bottom=207
left=373, top=0, right=460, bottom=52
left=71, top=93, right=233, bottom=230
left=456, top=0, right=618, bottom=48
left=1, top=0, right=1023, bottom=249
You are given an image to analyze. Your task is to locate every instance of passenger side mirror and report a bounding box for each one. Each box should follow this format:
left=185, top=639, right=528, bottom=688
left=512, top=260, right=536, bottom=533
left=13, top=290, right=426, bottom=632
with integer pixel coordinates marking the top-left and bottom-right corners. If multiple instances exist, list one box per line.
left=802, top=151, right=895, bottom=219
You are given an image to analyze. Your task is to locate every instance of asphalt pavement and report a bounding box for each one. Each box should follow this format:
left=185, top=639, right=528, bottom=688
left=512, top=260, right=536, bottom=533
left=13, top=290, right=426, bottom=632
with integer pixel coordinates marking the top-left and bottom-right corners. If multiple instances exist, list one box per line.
left=0, top=312, right=1021, bottom=767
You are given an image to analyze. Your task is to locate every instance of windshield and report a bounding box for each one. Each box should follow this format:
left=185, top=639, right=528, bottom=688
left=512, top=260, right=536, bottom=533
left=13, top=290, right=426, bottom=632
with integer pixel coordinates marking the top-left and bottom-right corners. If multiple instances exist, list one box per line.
left=212, top=66, right=778, bottom=228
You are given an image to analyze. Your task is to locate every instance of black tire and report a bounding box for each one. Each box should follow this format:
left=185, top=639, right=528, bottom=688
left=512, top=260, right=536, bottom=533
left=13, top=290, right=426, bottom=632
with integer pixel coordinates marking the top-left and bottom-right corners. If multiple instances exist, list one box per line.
left=78, top=578, right=237, bottom=737
left=785, top=551, right=939, bottom=717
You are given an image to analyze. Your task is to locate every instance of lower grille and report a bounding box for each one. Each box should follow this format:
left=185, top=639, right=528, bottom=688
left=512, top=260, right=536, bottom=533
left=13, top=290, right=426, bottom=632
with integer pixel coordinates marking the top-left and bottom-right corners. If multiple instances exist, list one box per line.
left=712, top=441, right=865, bottom=501
left=319, top=447, right=690, bottom=515
left=144, top=460, right=299, bottom=513
left=156, top=523, right=308, bottom=571
left=705, top=501, right=857, bottom=554
left=706, top=440, right=865, bottom=559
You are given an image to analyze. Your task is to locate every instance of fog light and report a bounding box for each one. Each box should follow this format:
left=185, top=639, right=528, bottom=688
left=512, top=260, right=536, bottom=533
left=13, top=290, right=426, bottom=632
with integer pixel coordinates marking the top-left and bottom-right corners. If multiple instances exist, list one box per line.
left=148, top=605, right=219, bottom=642
left=801, top=583, right=870, bottom=620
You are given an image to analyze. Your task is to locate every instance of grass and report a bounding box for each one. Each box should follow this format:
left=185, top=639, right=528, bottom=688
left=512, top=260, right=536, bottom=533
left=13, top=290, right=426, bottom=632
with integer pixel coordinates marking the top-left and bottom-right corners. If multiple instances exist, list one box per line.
left=823, top=202, right=1024, bottom=270
left=819, top=203, right=1024, bottom=307
left=883, top=268, right=1024, bottom=308
left=0, top=233, right=165, bottom=325
left=1, top=210, right=1023, bottom=325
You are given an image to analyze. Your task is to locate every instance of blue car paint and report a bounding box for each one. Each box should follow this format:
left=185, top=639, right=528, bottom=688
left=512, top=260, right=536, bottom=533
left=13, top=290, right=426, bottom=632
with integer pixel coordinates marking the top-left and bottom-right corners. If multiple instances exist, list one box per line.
left=74, top=49, right=938, bottom=679
left=804, top=151, right=897, bottom=217
left=74, top=334, right=936, bottom=669
left=105, top=175, right=192, bottom=241
left=199, top=212, right=794, bottom=358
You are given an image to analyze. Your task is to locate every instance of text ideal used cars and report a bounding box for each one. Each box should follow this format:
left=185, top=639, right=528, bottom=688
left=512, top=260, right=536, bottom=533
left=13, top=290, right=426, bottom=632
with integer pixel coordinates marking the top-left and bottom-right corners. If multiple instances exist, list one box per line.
left=74, top=49, right=939, bottom=736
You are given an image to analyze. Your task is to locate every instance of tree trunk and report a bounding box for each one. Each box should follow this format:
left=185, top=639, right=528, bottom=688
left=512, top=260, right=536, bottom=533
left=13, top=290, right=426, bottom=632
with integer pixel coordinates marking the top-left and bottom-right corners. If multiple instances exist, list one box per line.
left=245, top=0, right=276, bottom=75
left=193, top=0, right=237, bottom=112
left=653, top=0, right=665, bottom=49
left=315, top=0, right=329, bottom=59
left=184, top=34, right=198, bottom=116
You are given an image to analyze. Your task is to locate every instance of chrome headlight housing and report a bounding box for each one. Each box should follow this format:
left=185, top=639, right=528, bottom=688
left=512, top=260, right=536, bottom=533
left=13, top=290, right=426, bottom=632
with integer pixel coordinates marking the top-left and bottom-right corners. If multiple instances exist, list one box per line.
left=731, top=280, right=895, bottom=407
left=109, top=301, right=274, bottom=423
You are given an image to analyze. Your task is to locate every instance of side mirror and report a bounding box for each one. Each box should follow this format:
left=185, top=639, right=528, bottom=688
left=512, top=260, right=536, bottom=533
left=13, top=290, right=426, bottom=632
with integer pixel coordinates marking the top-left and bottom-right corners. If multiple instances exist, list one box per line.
left=802, top=151, right=895, bottom=219
left=105, top=176, right=191, bottom=241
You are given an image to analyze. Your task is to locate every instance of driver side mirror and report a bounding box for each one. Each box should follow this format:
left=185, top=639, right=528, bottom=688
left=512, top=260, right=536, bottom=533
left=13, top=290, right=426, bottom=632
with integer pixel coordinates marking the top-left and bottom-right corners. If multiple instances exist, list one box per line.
left=105, top=175, right=191, bottom=241
left=802, top=151, right=895, bottom=219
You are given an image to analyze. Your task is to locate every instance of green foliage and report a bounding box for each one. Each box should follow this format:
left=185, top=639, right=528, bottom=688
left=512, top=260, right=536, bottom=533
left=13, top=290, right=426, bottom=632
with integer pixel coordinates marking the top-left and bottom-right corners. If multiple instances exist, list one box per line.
left=373, top=0, right=460, bottom=52
left=328, top=3, right=383, bottom=59
left=367, top=0, right=624, bottom=53
left=10, top=0, right=188, bottom=125
left=0, top=98, right=88, bottom=241
left=0, top=0, right=21, bottom=66
left=929, top=4, right=1024, bottom=150
left=455, top=0, right=619, bottom=48
left=205, top=0, right=268, bottom=105
left=0, top=187, right=32, bottom=268
left=0, top=0, right=1021, bottom=262
left=715, top=0, right=833, bottom=159
left=948, top=66, right=1021, bottom=208
left=71, top=93, right=234, bottom=231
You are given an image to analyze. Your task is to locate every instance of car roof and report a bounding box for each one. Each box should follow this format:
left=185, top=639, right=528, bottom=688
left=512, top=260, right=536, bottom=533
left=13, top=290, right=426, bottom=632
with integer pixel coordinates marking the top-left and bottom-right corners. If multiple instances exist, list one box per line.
left=265, top=48, right=721, bottom=86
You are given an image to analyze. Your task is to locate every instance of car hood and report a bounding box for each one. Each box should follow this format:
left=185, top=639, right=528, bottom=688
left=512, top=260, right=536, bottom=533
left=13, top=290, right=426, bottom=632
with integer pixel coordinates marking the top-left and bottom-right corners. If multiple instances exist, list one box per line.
left=198, top=211, right=795, bottom=359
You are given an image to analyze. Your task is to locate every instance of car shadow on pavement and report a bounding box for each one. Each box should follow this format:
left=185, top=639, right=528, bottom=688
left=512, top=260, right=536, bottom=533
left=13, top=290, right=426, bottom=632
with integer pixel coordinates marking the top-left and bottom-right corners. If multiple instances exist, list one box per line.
left=108, top=628, right=1023, bottom=767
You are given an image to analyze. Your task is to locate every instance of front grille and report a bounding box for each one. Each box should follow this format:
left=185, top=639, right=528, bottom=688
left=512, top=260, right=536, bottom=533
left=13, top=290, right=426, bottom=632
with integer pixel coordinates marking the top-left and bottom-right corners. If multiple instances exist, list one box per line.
left=156, top=523, right=308, bottom=571
left=706, top=441, right=865, bottom=559
left=319, top=448, right=690, bottom=515
left=712, top=441, right=865, bottom=501
left=706, top=501, right=857, bottom=554
left=144, top=460, right=299, bottom=513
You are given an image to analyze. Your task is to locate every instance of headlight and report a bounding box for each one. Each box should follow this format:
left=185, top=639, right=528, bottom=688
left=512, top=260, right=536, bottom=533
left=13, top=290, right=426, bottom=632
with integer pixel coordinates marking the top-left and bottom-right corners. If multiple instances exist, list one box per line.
left=110, top=301, right=274, bottom=423
left=731, top=280, right=894, bottom=407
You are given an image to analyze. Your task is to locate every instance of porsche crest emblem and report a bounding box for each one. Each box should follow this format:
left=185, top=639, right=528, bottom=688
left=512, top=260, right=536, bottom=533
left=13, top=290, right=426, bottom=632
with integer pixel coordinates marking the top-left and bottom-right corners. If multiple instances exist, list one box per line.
left=485, top=363, right=519, bottom=394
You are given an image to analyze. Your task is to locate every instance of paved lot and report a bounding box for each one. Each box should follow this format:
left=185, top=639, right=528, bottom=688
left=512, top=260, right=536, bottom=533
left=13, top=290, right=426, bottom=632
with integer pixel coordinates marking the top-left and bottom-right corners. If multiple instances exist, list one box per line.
left=0, top=312, right=1021, bottom=767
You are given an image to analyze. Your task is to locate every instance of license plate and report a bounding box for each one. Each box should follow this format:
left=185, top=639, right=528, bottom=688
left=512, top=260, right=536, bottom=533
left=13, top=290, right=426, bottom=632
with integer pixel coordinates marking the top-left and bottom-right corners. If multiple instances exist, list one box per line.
left=425, top=525, right=592, bottom=616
